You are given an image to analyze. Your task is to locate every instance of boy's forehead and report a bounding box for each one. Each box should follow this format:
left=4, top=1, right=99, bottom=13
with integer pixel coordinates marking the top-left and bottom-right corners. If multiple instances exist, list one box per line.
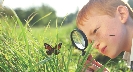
left=80, top=15, right=110, bottom=27
left=78, top=22, right=94, bottom=35
left=77, top=14, right=108, bottom=33
left=81, top=18, right=98, bottom=28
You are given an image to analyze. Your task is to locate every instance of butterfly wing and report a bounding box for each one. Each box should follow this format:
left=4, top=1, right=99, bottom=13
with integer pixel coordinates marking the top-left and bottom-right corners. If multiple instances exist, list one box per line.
left=54, top=43, right=62, bottom=50
left=54, top=43, right=62, bottom=55
left=44, top=43, right=53, bottom=50
left=44, top=43, right=54, bottom=55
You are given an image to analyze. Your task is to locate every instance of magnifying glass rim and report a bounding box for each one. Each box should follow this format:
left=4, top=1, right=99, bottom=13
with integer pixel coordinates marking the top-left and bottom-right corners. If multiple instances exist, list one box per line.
left=70, top=29, right=88, bottom=50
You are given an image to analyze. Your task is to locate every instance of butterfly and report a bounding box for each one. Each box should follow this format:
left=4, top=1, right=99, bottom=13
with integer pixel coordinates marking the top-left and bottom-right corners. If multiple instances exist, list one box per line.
left=44, top=43, right=62, bottom=55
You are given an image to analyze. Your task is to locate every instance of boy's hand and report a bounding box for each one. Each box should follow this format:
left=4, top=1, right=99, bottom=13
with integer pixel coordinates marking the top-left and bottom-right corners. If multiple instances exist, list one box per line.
left=83, top=54, right=109, bottom=72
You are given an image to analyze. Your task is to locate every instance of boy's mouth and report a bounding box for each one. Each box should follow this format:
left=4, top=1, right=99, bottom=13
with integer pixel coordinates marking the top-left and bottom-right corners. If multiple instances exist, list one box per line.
left=101, top=46, right=107, bottom=54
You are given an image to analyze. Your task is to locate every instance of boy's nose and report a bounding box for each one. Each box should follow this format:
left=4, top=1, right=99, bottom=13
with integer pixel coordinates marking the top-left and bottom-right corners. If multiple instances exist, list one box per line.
left=92, top=42, right=100, bottom=49
left=88, top=39, right=93, bottom=44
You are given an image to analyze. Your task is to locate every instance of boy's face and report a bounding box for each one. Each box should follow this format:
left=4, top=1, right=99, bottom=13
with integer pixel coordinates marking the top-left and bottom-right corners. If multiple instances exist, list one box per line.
left=78, top=15, right=129, bottom=59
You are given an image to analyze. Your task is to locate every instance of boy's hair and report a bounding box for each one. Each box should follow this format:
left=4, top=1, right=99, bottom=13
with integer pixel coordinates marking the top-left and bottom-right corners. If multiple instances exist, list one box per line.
left=76, top=0, right=133, bottom=25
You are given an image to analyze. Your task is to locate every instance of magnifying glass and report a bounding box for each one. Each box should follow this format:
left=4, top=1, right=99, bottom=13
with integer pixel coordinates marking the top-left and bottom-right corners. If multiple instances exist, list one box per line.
left=70, top=29, right=88, bottom=56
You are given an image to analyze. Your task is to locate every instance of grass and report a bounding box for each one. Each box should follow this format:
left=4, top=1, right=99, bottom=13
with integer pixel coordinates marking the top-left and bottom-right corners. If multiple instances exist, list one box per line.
left=0, top=8, right=131, bottom=72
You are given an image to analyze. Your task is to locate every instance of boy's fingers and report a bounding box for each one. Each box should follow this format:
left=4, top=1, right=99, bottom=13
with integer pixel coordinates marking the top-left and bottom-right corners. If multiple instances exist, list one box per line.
left=84, top=54, right=109, bottom=72
left=86, top=54, right=96, bottom=64
left=88, top=62, right=109, bottom=72
left=86, top=55, right=100, bottom=67
left=96, top=62, right=109, bottom=71
left=89, top=65, right=99, bottom=71
left=95, top=62, right=103, bottom=68
left=84, top=55, right=99, bottom=71
left=87, top=54, right=93, bottom=61
left=85, top=68, right=94, bottom=72
left=88, top=65, right=109, bottom=72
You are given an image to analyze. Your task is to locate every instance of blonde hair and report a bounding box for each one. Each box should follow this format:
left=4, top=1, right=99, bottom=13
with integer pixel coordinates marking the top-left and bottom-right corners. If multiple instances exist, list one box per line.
left=76, top=0, right=133, bottom=25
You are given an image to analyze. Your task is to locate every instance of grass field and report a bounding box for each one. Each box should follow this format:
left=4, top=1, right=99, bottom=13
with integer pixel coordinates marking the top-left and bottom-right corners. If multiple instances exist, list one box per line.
left=0, top=9, right=131, bottom=72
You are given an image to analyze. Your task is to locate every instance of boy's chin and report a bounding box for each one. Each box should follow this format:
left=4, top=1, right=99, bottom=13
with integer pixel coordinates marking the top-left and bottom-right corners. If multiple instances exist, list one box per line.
left=107, top=53, right=120, bottom=59
left=109, top=56, right=117, bottom=59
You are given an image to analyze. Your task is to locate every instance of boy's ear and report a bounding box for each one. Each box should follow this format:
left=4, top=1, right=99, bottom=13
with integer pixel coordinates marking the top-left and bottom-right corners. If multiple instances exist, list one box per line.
left=116, top=5, right=129, bottom=24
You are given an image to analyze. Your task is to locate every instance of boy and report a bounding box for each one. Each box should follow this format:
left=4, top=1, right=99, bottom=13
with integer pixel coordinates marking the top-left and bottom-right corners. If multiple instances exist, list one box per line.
left=76, top=0, right=133, bottom=71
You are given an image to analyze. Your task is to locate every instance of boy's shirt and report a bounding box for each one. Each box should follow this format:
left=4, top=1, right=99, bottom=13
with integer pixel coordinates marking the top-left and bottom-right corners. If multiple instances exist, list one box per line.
left=123, top=38, right=133, bottom=68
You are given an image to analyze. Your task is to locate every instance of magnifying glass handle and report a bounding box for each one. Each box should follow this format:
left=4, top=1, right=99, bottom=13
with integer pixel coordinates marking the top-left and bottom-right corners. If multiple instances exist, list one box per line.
left=82, top=50, right=86, bottom=56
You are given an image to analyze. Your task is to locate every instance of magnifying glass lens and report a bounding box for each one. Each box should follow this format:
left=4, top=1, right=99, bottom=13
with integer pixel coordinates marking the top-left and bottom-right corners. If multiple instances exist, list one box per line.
left=72, top=31, right=85, bottom=49
left=71, top=29, right=88, bottom=50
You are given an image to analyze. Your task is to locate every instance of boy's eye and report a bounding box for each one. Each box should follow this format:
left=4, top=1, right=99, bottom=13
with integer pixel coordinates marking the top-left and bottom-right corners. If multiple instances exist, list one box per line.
left=93, top=27, right=100, bottom=33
